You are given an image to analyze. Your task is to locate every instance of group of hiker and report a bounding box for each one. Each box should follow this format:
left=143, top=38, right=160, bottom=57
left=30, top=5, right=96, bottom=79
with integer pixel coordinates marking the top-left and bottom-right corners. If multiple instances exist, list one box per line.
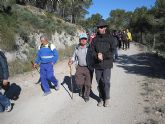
left=0, top=19, right=133, bottom=112
left=112, top=29, right=132, bottom=50
left=68, top=19, right=117, bottom=107
left=34, top=19, right=117, bottom=107
left=67, top=20, right=132, bottom=106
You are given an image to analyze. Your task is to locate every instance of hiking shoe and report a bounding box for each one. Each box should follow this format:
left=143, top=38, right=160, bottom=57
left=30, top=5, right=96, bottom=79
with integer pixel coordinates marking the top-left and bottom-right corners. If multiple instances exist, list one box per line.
left=104, top=99, right=110, bottom=107
left=55, top=83, right=60, bottom=91
left=43, top=91, right=51, bottom=96
left=5, top=104, right=12, bottom=112
left=97, top=100, right=103, bottom=107
left=84, top=97, right=89, bottom=102
left=35, top=81, right=41, bottom=84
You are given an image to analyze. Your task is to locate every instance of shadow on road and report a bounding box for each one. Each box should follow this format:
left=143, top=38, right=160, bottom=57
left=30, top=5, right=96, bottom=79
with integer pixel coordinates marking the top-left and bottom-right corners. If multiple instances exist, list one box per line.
left=61, top=76, right=100, bottom=102
left=116, top=53, right=165, bottom=79
left=117, top=52, right=165, bottom=124
left=61, top=76, right=79, bottom=99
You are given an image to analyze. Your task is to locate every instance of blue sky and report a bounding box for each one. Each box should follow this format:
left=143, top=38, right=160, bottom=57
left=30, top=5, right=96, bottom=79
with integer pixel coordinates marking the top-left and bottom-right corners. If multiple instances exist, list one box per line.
left=86, top=0, right=156, bottom=19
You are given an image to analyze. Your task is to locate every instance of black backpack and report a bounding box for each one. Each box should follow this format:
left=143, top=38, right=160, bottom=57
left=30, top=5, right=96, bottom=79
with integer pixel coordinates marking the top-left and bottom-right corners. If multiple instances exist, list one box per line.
left=4, top=83, right=21, bottom=100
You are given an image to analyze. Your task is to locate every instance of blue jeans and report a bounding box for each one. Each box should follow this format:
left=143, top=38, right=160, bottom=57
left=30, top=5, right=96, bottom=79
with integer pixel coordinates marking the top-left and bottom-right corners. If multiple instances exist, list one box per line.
left=0, top=94, right=11, bottom=112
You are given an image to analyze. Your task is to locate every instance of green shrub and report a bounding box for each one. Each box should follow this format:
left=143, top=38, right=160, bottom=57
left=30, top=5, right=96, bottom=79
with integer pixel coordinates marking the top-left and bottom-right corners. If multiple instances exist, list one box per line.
left=0, top=12, right=17, bottom=51
left=9, top=47, right=36, bottom=76
left=9, top=59, right=32, bottom=76
left=64, top=25, right=76, bottom=36
left=58, top=45, right=76, bottom=60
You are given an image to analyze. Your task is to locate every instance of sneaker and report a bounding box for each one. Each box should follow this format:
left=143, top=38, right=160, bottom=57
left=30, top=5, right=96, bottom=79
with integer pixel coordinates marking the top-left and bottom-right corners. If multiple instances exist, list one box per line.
left=43, top=91, right=51, bottom=96
left=5, top=104, right=12, bottom=112
left=55, top=83, right=60, bottom=91
left=84, top=97, right=89, bottom=102
left=104, top=99, right=110, bottom=107
left=35, top=81, right=41, bottom=84
left=97, top=100, right=103, bottom=107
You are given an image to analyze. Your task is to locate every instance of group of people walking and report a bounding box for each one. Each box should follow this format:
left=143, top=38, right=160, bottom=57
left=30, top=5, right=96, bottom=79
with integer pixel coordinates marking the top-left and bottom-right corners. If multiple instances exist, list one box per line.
left=33, top=19, right=117, bottom=107
left=0, top=19, right=133, bottom=112
left=69, top=19, right=117, bottom=107
left=112, top=29, right=132, bottom=50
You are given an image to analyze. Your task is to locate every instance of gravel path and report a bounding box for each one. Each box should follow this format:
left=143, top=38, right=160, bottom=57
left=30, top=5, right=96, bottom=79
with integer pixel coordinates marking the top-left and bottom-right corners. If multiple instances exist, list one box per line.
left=1, top=43, right=164, bottom=124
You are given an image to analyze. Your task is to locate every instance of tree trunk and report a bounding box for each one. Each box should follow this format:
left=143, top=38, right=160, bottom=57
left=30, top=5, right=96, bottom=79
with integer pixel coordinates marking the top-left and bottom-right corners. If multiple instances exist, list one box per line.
left=140, top=31, right=143, bottom=43
left=152, top=33, right=156, bottom=49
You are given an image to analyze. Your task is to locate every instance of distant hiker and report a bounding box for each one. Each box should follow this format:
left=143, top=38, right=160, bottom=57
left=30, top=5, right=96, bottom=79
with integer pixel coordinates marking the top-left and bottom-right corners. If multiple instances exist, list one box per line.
left=89, top=32, right=96, bottom=44
left=0, top=50, right=12, bottom=112
left=68, top=33, right=93, bottom=102
left=34, top=35, right=59, bottom=96
left=112, top=30, right=119, bottom=61
left=121, top=29, right=128, bottom=50
left=116, top=30, right=122, bottom=49
left=91, top=19, right=115, bottom=107
left=126, top=29, right=132, bottom=49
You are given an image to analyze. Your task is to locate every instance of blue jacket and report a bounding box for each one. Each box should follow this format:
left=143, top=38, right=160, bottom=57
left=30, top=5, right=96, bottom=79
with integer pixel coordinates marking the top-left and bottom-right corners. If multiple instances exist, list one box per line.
left=0, top=51, right=9, bottom=82
left=35, top=43, right=58, bottom=64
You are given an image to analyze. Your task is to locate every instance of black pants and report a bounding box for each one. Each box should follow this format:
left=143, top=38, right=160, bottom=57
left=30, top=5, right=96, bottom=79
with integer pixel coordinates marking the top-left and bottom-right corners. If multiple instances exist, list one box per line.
left=95, top=69, right=111, bottom=101
left=127, top=40, right=130, bottom=49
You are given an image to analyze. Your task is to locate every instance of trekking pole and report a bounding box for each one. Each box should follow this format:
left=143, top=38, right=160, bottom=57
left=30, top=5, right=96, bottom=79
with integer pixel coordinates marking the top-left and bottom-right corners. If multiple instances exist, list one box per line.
left=69, top=65, right=73, bottom=99
left=31, top=61, right=40, bottom=73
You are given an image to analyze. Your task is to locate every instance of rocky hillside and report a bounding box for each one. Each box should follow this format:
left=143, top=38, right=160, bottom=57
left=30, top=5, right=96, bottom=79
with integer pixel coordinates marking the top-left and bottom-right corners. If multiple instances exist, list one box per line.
left=0, top=5, right=83, bottom=75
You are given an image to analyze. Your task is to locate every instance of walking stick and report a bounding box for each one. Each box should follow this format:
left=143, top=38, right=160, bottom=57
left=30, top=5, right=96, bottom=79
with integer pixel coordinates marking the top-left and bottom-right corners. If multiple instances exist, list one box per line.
left=31, top=61, right=40, bottom=73
left=69, top=65, right=73, bottom=99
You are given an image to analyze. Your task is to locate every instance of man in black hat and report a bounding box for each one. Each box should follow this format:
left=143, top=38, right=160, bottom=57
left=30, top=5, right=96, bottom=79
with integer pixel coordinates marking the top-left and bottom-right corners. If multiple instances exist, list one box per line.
left=91, top=19, right=115, bottom=107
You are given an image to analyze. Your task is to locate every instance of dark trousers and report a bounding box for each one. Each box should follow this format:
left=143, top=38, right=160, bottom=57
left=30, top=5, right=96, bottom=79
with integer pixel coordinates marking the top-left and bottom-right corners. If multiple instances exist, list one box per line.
left=75, top=66, right=91, bottom=98
left=122, top=40, right=128, bottom=50
left=95, top=69, right=111, bottom=101
left=127, top=40, right=130, bottom=49
left=118, top=40, right=122, bottom=49
left=89, top=68, right=94, bottom=83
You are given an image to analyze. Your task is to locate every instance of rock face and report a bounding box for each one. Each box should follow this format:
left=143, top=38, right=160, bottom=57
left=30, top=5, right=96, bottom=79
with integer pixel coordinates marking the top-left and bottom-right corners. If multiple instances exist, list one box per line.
left=5, top=31, right=80, bottom=62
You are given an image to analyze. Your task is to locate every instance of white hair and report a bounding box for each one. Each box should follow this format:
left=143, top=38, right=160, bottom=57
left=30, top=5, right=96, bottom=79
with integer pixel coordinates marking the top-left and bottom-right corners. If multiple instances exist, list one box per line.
left=40, top=34, right=48, bottom=41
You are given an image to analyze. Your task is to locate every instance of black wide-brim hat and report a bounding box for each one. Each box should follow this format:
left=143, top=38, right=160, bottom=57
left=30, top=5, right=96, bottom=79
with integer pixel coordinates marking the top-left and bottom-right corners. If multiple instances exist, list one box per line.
left=96, top=19, right=108, bottom=28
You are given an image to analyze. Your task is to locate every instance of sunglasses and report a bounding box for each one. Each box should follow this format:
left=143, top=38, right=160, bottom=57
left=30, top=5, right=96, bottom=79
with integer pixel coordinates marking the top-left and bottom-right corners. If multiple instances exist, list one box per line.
left=98, top=26, right=106, bottom=29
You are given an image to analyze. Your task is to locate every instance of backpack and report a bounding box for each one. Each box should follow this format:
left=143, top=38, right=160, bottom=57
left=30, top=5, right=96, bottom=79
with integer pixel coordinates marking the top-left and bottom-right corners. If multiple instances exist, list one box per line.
left=4, top=83, right=21, bottom=100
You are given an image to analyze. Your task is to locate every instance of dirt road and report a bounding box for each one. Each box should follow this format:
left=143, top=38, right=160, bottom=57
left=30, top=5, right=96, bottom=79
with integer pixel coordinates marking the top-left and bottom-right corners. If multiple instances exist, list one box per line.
left=0, top=43, right=164, bottom=124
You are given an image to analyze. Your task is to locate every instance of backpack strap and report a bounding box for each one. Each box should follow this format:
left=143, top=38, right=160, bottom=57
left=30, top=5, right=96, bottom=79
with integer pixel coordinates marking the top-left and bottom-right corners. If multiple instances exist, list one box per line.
left=40, top=43, right=52, bottom=50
